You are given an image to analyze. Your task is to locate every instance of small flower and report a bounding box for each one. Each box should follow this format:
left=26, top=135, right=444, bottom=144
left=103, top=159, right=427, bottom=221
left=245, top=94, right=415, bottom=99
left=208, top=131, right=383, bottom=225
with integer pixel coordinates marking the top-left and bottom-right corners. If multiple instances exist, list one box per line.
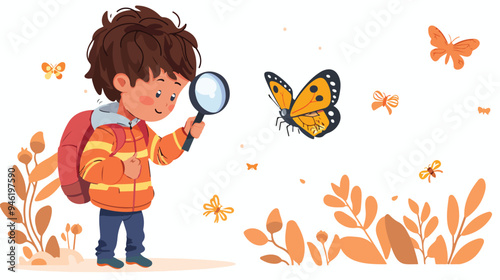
left=316, top=230, right=328, bottom=244
left=266, top=208, right=283, bottom=234
left=18, top=148, right=32, bottom=164
left=71, top=224, right=82, bottom=235
left=30, top=131, right=45, bottom=154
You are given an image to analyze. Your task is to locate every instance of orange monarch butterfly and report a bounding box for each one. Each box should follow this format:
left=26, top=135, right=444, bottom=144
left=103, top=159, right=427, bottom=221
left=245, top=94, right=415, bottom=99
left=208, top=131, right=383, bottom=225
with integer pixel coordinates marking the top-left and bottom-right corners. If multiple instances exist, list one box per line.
left=42, top=62, right=65, bottom=79
left=372, top=91, right=399, bottom=115
left=428, top=26, right=479, bottom=70
left=265, top=70, right=341, bottom=139
left=203, top=195, right=234, bottom=223
left=419, top=160, right=443, bottom=183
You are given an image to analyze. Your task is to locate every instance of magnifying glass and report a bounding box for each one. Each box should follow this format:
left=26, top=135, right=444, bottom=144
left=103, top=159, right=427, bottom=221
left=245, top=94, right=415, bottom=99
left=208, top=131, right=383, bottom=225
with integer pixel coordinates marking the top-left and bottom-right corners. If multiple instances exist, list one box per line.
left=182, top=71, right=230, bottom=151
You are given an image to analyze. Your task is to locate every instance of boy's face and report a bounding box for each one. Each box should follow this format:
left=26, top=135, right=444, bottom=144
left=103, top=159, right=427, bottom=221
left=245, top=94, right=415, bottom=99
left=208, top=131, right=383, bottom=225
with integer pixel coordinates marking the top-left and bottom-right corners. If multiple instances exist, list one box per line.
left=118, top=69, right=189, bottom=121
left=115, top=69, right=189, bottom=121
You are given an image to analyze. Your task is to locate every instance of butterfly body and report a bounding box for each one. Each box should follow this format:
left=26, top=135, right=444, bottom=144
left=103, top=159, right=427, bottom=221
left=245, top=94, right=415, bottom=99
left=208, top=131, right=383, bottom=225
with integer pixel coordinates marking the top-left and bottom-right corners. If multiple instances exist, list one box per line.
left=265, top=70, right=341, bottom=139
left=428, top=26, right=479, bottom=70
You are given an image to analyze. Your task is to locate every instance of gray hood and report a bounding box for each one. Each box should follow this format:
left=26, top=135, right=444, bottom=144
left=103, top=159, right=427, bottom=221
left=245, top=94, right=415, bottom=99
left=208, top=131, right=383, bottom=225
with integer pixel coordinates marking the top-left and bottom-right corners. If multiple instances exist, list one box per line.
left=91, top=102, right=141, bottom=129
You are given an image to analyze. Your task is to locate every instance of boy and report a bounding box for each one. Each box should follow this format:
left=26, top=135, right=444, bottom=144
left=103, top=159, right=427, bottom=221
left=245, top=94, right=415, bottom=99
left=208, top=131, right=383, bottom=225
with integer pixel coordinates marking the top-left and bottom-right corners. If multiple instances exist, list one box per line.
left=80, top=6, right=204, bottom=269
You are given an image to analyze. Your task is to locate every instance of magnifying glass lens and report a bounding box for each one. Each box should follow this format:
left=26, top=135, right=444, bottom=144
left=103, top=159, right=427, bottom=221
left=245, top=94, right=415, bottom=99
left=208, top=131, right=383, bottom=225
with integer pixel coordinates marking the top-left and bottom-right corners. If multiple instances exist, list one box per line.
left=194, top=73, right=228, bottom=114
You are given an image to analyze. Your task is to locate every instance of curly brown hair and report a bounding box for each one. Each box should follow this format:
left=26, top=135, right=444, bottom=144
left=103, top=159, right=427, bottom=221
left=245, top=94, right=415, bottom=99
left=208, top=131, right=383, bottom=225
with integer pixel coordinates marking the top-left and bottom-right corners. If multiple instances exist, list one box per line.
left=85, top=6, right=200, bottom=102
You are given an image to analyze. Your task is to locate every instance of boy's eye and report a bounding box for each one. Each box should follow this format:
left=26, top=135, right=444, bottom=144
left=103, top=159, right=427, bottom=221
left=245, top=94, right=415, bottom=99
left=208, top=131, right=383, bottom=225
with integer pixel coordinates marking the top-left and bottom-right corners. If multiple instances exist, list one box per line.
left=156, top=90, right=161, bottom=98
left=170, top=93, right=176, bottom=101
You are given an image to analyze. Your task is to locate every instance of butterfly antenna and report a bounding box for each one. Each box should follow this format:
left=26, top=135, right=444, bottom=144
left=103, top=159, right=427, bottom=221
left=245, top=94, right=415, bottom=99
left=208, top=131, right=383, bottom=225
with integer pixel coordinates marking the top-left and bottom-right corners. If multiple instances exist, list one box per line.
left=268, top=95, right=280, bottom=108
left=451, top=36, right=459, bottom=43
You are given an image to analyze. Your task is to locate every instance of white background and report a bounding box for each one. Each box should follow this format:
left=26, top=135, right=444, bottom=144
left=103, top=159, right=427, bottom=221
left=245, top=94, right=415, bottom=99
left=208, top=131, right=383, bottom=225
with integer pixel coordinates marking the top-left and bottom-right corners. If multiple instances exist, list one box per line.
left=1, top=0, right=499, bottom=279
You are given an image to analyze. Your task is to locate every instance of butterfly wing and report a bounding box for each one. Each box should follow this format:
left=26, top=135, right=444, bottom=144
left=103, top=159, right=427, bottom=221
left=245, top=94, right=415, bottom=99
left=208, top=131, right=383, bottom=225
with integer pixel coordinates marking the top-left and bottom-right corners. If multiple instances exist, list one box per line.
left=386, top=95, right=399, bottom=108
left=372, top=91, right=385, bottom=111
left=290, top=70, right=341, bottom=138
left=42, top=63, right=53, bottom=79
left=450, top=39, right=479, bottom=69
left=265, top=72, right=293, bottom=110
left=291, top=69, right=340, bottom=116
left=53, top=62, right=65, bottom=79
left=428, top=26, right=448, bottom=61
left=431, top=160, right=441, bottom=170
left=419, top=170, right=430, bottom=180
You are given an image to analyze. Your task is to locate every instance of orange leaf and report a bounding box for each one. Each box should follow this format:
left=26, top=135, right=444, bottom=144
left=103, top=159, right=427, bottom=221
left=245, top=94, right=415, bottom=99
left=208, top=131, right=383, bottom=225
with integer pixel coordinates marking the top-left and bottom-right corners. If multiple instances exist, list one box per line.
left=332, top=175, right=349, bottom=200
left=451, top=239, right=484, bottom=264
left=45, top=235, right=60, bottom=258
left=403, top=216, right=419, bottom=234
left=461, top=212, right=492, bottom=236
left=61, top=233, right=67, bottom=242
left=376, top=216, right=391, bottom=259
left=384, top=215, right=418, bottom=264
left=35, top=178, right=60, bottom=201
left=29, top=153, right=58, bottom=184
left=71, top=224, right=82, bottom=235
left=410, top=237, right=420, bottom=250
left=428, top=235, right=448, bottom=264
left=364, top=196, right=377, bottom=229
left=307, top=242, right=322, bottom=266
left=13, top=165, right=27, bottom=201
left=447, top=195, right=459, bottom=236
left=260, top=255, right=283, bottom=264
left=424, top=216, right=439, bottom=238
left=285, top=221, right=305, bottom=265
left=464, top=179, right=486, bottom=218
left=408, top=199, right=419, bottom=215
left=340, top=237, right=386, bottom=264
left=324, top=195, right=345, bottom=207
left=334, top=211, right=358, bottom=228
left=244, top=228, right=268, bottom=246
left=351, top=186, right=362, bottom=216
left=23, top=246, right=33, bottom=259
left=328, top=234, right=341, bottom=261
left=10, top=230, right=27, bottom=244
left=266, top=208, right=283, bottom=234
left=1, top=202, right=22, bottom=223
left=421, top=202, right=430, bottom=223
left=35, top=206, right=52, bottom=236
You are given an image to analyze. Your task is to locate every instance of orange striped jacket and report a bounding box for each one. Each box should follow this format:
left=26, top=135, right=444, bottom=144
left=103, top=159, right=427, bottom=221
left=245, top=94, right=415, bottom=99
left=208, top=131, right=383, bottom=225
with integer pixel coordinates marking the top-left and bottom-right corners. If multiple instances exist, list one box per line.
left=79, top=124, right=186, bottom=212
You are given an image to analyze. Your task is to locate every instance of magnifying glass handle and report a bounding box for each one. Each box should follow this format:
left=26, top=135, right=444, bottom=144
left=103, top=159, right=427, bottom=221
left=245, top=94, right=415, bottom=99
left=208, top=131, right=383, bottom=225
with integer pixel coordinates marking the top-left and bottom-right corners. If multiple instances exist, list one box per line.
left=182, top=112, right=205, bottom=152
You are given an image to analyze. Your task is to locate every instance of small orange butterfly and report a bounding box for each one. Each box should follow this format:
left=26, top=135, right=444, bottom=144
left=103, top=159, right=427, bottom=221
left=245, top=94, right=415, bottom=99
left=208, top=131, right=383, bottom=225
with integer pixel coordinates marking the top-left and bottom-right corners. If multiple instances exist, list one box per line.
left=42, top=62, right=65, bottom=79
left=428, top=26, right=479, bottom=70
left=203, top=195, right=234, bottom=223
left=478, top=107, right=490, bottom=115
left=372, top=91, right=399, bottom=115
left=246, top=163, right=258, bottom=170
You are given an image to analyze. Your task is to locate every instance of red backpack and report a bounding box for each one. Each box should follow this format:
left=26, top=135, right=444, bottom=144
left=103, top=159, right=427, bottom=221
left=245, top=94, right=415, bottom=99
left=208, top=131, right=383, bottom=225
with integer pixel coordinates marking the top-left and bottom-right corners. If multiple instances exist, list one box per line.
left=58, top=110, right=149, bottom=204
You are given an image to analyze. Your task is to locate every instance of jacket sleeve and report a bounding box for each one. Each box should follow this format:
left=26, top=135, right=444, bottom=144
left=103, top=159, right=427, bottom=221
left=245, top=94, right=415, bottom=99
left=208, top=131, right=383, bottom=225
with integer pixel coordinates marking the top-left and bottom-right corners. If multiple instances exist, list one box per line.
left=147, top=126, right=187, bottom=165
left=79, top=127, right=125, bottom=184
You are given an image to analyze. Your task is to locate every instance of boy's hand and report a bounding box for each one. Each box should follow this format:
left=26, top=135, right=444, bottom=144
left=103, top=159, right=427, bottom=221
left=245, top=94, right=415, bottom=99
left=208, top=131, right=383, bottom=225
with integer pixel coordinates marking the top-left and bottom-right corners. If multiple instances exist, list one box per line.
left=183, top=116, right=205, bottom=138
left=123, top=153, right=141, bottom=179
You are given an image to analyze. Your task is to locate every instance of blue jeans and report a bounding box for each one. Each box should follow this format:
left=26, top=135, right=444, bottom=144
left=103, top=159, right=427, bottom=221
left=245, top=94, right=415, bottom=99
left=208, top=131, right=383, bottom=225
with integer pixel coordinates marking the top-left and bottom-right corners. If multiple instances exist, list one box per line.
left=96, top=209, right=145, bottom=259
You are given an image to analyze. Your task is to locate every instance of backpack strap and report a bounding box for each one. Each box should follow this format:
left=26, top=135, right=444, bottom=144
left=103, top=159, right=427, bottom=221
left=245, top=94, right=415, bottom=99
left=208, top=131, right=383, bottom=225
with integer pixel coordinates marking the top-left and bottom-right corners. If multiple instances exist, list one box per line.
left=137, top=120, right=149, bottom=145
left=107, top=124, right=126, bottom=157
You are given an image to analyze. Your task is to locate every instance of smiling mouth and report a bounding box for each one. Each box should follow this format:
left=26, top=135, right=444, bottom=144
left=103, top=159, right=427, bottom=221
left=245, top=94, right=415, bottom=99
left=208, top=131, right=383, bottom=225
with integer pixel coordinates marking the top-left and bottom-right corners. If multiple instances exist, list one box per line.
left=155, top=109, right=162, bottom=114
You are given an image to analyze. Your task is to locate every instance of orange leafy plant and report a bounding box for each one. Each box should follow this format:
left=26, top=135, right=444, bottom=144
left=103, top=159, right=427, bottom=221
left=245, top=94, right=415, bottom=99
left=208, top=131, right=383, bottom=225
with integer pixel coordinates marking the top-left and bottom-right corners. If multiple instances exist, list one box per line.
left=1, top=131, right=62, bottom=262
left=402, top=199, right=438, bottom=263
left=244, top=208, right=305, bottom=265
left=324, top=175, right=386, bottom=264
left=428, top=179, right=491, bottom=264
left=307, top=231, right=340, bottom=265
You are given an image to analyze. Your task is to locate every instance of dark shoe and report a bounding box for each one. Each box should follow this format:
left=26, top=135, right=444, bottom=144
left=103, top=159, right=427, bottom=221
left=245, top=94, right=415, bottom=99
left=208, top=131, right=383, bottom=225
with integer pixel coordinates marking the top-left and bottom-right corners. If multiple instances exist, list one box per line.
left=97, top=258, right=124, bottom=269
left=126, top=255, right=153, bottom=268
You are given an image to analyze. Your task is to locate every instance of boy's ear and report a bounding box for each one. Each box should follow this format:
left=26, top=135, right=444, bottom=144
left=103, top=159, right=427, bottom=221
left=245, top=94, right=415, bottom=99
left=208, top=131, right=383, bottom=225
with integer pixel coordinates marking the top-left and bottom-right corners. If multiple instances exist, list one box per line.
left=113, top=73, right=131, bottom=92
